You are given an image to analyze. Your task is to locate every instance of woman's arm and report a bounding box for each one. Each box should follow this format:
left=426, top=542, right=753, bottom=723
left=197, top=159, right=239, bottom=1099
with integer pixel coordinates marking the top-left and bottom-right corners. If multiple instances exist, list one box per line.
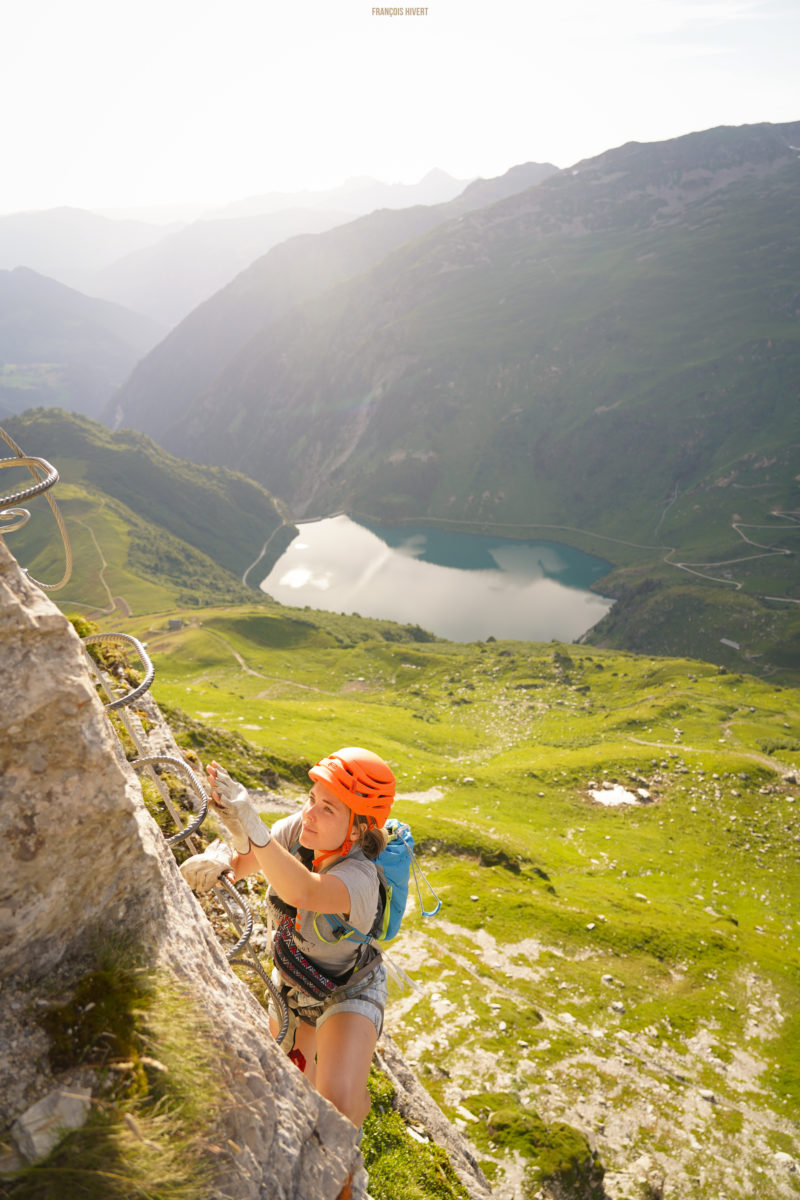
left=232, top=838, right=351, bottom=917
left=206, top=762, right=351, bottom=915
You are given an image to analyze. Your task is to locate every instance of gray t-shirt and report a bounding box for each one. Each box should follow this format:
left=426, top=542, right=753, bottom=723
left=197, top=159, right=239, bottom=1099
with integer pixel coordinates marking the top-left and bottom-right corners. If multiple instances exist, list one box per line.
left=268, top=813, right=380, bottom=976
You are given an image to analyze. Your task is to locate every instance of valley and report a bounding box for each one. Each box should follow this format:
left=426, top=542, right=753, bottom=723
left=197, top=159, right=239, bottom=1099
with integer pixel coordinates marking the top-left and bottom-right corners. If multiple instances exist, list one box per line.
left=3, top=116, right=800, bottom=1199
left=93, top=599, right=800, bottom=1200
left=7, top=404, right=798, bottom=683
left=102, top=122, right=800, bottom=680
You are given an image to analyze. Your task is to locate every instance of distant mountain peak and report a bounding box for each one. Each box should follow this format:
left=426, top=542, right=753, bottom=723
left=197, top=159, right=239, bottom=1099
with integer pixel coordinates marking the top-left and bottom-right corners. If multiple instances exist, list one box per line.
left=210, top=171, right=473, bottom=221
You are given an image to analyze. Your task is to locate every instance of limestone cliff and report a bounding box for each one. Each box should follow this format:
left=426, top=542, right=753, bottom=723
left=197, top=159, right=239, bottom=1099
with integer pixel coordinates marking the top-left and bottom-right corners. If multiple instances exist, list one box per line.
left=0, top=537, right=362, bottom=1198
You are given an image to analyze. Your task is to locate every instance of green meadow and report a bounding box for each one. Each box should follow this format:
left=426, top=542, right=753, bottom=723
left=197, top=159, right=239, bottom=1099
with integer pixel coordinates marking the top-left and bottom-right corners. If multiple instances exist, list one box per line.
left=102, top=600, right=800, bottom=1200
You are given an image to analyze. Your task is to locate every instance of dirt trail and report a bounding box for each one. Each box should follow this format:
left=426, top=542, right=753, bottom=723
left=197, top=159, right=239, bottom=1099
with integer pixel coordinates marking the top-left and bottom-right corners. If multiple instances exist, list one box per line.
left=204, top=629, right=326, bottom=693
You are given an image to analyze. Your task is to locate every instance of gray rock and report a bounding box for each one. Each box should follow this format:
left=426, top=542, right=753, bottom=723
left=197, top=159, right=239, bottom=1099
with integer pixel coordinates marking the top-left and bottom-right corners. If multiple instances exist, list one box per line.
left=0, top=541, right=361, bottom=1199
left=11, top=1087, right=92, bottom=1162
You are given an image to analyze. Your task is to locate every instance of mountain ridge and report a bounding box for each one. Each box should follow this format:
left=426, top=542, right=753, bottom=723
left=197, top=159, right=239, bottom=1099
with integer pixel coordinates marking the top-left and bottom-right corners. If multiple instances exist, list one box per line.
left=145, top=120, right=800, bottom=528
left=109, top=158, right=558, bottom=436
left=211, top=168, right=474, bottom=220
left=112, top=121, right=800, bottom=511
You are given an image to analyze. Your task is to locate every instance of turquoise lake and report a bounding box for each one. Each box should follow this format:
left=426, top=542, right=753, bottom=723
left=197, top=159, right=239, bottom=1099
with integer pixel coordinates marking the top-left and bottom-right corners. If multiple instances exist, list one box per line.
left=260, top=515, right=614, bottom=643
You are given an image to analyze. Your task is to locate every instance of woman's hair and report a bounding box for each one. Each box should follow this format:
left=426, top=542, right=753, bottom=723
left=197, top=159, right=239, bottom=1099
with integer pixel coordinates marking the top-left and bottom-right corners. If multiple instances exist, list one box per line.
left=352, top=815, right=389, bottom=860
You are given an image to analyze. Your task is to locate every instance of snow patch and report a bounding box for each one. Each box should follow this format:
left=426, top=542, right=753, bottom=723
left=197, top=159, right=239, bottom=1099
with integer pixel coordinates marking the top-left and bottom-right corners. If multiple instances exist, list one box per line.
left=589, top=784, right=642, bottom=806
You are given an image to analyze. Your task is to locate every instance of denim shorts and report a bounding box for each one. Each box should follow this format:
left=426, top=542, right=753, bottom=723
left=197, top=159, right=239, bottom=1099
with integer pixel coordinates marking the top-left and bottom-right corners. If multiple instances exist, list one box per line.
left=318, top=962, right=387, bottom=1036
left=270, top=963, right=387, bottom=1044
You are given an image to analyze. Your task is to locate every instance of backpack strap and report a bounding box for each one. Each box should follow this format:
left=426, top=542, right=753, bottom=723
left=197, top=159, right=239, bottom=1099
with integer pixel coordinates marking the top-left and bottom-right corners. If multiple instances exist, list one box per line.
left=312, top=871, right=387, bottom=946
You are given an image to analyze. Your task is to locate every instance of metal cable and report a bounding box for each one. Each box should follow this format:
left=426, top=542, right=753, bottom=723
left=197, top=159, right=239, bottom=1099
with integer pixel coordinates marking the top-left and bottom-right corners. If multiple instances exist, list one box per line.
left=88, top=649, right=290, bottom=1035
left=83, top=633, right=156, bottom=711
left=215, top=876, right=255, bottom=958
left=131, top=755, right=209, bottom=845
left=220, top=883, right=290, bottom=1045
left=230, top=954, right=291, bottom=1047
left=0, top=426, right=72, bottom=590
left=0, top=454, right=59, bottom=508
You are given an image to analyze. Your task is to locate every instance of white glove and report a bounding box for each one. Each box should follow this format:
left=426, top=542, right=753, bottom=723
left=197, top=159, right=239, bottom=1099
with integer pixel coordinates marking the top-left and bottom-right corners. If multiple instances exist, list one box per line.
left=207, top=761, right=271, bottom=852
left=180, top=839, right=234, bottom=892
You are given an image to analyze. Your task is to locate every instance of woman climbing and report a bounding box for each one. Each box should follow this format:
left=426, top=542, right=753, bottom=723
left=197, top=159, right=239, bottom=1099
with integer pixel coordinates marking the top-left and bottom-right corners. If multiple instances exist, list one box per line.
left=179, top=746, right=395, bottom=1137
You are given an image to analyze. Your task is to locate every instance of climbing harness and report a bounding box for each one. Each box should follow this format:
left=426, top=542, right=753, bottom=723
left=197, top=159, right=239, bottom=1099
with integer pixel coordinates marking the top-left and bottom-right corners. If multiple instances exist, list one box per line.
left=272, top=914, right=341, bottom=1001
left=271, top=912, right=388, bottom=1005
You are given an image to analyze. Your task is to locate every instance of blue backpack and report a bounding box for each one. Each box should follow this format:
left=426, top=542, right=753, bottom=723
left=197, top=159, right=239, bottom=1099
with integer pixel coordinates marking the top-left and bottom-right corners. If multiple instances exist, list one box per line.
left=375, top=818, right=441, bottom=941
left=315, top=818, right=441, bottom=947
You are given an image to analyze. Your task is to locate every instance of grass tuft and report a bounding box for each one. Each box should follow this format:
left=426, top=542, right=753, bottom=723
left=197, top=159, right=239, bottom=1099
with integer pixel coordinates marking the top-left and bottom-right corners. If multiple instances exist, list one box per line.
left=5, top=936, right=227, bottom=1200
left=362, top=1069, right=471, bottom=1200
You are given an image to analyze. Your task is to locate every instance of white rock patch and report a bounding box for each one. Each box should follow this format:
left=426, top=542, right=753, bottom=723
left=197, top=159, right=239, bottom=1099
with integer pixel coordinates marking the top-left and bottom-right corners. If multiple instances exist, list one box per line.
left=589, top=784, right=641, bottom=806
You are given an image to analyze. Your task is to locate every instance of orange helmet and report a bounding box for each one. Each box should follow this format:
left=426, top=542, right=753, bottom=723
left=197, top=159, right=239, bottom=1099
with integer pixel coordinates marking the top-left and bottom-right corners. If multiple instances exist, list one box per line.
left=309, top=747, right=395, bottom=829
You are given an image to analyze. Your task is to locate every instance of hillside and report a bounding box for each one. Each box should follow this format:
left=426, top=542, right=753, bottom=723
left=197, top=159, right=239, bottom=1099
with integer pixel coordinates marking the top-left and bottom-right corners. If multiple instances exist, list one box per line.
left=108, top=121, right=800, bottom=678
left=91, top=597, right=800, bottom=1200
left=2, top=409, right=294, bottom=615
left=108, top=160, right=558, bottom=437
left=153, top=122, right=800, bottom=534
left=83, top=207, right=355, bottom=327
left=0, top=268, right=164, bottom=419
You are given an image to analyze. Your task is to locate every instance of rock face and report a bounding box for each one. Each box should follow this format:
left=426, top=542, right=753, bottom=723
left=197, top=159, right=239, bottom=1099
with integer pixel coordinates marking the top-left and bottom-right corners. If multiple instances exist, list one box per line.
left=0, top=542, right=166, bottom=980
left=0, top=538, right=361, bottom=1198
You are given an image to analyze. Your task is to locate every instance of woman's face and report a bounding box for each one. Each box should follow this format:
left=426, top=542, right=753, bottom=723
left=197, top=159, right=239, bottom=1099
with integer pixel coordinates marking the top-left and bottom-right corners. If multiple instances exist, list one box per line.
left=300, top=780, right=353, bottom=852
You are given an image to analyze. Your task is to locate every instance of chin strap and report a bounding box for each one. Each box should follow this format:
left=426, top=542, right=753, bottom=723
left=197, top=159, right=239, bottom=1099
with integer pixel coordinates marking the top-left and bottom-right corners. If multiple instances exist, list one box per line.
left=312, top=842, right=352, bottom=871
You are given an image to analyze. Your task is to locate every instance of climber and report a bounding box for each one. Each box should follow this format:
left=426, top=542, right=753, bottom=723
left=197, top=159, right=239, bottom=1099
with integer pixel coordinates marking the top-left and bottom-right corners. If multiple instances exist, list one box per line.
left=179, top=746, right=395, bottom=1134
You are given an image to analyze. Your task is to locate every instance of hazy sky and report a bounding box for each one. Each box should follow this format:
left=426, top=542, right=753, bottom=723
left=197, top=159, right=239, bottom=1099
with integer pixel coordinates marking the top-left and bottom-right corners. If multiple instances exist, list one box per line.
left=3, top=0, right=798, bottom=216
